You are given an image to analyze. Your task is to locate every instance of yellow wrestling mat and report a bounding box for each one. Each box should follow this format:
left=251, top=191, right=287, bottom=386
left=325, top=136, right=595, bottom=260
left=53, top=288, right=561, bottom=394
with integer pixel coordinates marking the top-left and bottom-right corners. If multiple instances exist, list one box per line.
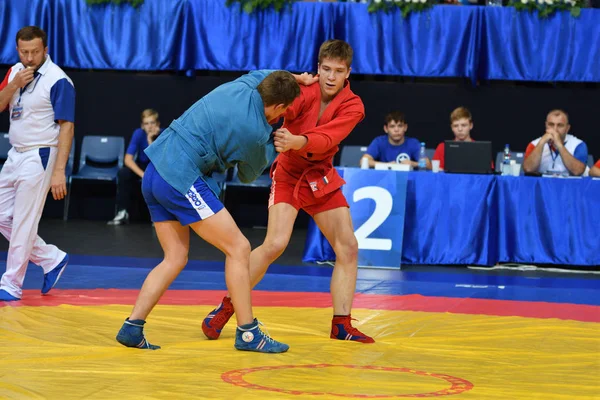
left=1, top=305, right=598, bottom=399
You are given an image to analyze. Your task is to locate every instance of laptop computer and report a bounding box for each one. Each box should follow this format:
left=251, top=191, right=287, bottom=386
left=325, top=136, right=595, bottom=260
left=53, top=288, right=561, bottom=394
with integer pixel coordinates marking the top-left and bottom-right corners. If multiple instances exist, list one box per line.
left=444, top=141, right=493, bottom=174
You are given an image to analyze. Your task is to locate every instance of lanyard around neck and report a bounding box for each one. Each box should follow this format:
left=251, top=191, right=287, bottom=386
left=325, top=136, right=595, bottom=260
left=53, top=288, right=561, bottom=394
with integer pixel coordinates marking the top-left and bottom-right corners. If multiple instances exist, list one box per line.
left=548, top=139, right=568, bottom=169
left=18, top=72, right=41, bottom=105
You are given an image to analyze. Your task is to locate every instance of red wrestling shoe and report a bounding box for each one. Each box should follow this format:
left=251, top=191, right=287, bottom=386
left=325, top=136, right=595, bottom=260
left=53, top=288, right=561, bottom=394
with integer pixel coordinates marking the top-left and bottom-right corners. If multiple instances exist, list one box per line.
left=202, top=296, right=234, bottom=340
left=330, top=315, right=375, bottom=343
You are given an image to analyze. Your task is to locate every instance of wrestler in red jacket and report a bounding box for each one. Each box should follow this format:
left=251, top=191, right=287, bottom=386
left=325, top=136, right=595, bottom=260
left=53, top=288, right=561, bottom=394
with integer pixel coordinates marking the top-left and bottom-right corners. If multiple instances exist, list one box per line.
left=202, top=40, right=375, bottom=344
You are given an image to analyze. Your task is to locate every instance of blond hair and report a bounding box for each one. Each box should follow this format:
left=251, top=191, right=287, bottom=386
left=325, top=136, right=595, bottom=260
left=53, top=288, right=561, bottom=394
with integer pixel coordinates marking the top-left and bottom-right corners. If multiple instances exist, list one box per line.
left=140, top=109, right=159, bottom=123
left=450, top=107, right=472, bottom=123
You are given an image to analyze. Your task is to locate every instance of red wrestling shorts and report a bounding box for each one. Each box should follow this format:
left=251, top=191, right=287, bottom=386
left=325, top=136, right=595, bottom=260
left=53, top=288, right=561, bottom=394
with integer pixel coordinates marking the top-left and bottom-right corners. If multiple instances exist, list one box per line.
left=268, top=159, right=348, bottom=217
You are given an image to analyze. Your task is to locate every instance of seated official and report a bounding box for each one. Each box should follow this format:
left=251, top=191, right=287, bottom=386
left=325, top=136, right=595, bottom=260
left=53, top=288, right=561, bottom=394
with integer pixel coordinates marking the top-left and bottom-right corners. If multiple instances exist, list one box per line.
left=108, top=109, right=163, bottom=225
left=432, top=106, right=478, bottom=171
left=523, top=109, right=587, bottom=176
left=360, top=111, right=430, bottom=169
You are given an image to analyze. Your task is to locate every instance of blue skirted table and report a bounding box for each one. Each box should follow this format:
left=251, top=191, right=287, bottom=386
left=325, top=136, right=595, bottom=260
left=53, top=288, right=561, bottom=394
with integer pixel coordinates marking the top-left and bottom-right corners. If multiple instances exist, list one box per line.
left=303, top=171, right=600, bottom=267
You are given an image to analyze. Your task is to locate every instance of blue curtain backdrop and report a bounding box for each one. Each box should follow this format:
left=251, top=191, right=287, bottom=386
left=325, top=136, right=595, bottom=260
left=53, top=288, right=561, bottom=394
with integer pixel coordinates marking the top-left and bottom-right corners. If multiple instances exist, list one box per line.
left=479, top=7, right=600, bottom=82
left=0, top=0, right=599, bottom=81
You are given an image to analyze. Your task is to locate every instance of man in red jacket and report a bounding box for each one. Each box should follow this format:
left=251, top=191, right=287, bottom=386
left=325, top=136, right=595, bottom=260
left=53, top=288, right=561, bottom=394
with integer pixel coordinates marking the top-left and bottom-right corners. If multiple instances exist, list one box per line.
left=202, top=40, right=374, bottom=344
left=590, top=159, right=600, bottom=177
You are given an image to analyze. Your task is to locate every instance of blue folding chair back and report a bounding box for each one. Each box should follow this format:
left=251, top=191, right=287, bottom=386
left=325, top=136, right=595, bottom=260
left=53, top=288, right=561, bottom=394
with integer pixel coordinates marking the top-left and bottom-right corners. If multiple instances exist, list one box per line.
left=228, top=165, right=272, bottom=188
left=339, top=145, right=368, bottom=167
left=220, top=164, right=272, bottom=204
left=425, top=148, right=435, bottom=161
left=65, top=140, right=75, bottom=177
left=74, top=136, right=125, bottom=181
left=64, top=136, right=125, bottom=220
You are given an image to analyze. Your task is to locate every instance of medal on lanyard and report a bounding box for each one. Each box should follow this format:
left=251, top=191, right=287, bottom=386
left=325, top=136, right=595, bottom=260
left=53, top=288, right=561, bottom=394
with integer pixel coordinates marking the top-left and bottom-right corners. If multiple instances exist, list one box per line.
left=11, top=69, right=40, bottom=121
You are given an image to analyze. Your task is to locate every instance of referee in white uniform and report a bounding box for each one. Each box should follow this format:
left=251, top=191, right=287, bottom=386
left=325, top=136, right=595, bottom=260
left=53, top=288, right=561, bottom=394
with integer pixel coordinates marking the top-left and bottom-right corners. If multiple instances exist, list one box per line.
left=0, top=26, right=74, bottom=301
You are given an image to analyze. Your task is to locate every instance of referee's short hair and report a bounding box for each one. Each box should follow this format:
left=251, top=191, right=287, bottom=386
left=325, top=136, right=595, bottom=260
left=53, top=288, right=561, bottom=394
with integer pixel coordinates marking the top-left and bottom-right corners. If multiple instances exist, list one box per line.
left=16, top=26, right=48, bottom=48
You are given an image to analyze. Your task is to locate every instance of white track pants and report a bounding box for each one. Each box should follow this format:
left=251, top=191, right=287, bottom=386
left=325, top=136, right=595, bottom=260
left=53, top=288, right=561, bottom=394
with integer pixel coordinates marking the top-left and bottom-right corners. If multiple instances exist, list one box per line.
left=0, top=147, right=66, bottom=298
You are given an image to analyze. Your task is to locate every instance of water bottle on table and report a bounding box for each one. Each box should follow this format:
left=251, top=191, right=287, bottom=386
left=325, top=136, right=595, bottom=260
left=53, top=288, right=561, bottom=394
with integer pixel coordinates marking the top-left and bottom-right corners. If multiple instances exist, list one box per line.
left=418, top=142, right=428, bottom=171
left=502, top=144, right=511, bottom=176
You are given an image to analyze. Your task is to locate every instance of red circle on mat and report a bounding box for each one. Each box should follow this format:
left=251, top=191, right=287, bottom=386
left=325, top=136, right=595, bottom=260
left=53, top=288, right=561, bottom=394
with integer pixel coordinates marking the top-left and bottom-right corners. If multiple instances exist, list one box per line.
left=221, top=364, right=474, bottom=398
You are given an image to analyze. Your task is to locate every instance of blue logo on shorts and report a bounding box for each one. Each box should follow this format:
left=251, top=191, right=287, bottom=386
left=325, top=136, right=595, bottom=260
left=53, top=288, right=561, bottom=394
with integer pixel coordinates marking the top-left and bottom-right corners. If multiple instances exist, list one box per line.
left=186, top=189, right=206, bottom=210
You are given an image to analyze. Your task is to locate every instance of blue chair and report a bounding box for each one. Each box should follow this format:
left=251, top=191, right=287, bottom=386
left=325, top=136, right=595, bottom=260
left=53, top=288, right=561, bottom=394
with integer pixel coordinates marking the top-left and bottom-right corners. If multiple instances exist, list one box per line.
left=425, top=148, right=435, bottom=161
left=587, top=154, right=594, bottom=167
left=64, top=135, right=125, bottom=220
left=0, top=133, right=10, bottom=167
left=65, top=140, right=75, bottom=177
left=495, top=151, right=526, bottom=174
left=211, top=170, right=228, bottom=201
left=338, top=145, right=368, bottom=167
left=60, top=140, right=76, bottom=219
left=221, top=164, right=272, bottom=204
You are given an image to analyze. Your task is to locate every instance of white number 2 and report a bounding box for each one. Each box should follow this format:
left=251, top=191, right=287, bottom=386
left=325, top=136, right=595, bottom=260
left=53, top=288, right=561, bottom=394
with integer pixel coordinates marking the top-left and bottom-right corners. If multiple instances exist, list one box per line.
left=352, top=186, right=393, bottom=251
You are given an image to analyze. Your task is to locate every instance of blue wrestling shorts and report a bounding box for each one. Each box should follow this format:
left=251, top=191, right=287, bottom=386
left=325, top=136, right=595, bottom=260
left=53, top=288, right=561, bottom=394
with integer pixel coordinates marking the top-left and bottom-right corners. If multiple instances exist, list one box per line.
left=142, top=162, right=224, bottom=225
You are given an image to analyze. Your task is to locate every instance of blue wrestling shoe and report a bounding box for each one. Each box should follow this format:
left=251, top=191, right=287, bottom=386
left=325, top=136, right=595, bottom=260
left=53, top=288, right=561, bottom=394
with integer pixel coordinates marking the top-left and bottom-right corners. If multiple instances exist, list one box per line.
left=42, top=254, right=69, bottom=294
left=234, top=319, right=289, bottom=353
left=0, top=289, right=20, bottom=302
left=116, top=318, right=161, bottom=350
